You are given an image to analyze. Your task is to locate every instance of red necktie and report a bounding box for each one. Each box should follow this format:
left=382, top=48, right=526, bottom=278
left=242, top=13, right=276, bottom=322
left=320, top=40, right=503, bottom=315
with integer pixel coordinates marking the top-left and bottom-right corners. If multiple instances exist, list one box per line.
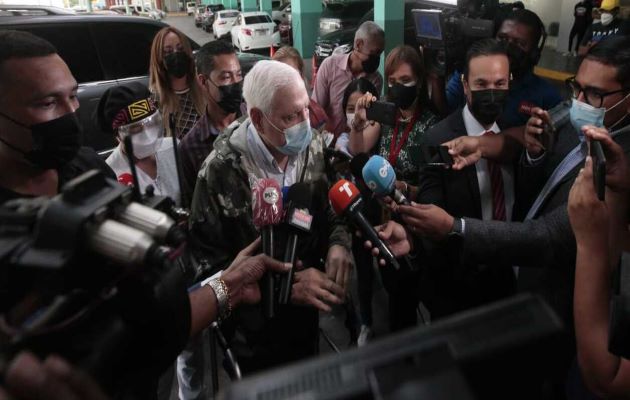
left=483, top=131, right=506, bottom=221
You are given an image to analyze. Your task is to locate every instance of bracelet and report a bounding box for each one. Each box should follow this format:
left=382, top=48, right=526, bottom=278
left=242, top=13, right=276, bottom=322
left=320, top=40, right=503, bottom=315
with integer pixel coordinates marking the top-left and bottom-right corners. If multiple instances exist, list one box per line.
left=206, top=278, right=232, bottom=322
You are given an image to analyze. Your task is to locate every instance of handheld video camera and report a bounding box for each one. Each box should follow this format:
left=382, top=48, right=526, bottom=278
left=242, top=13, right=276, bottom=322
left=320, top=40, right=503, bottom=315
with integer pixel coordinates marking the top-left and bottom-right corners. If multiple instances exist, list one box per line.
left=0, top=170, right=194, bottom=395
left=412, top=0, right=514, bottom=75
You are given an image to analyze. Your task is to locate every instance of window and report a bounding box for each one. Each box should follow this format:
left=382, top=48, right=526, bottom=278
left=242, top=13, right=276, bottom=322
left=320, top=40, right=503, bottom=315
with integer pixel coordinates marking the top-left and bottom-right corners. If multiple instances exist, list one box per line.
left=20, top=25, right=104, bottom=83
left=221, top=11, right=239, bottom=18
left=245, top=15, right=271, bottom=24
left=92, top=22, right=162, bottom=80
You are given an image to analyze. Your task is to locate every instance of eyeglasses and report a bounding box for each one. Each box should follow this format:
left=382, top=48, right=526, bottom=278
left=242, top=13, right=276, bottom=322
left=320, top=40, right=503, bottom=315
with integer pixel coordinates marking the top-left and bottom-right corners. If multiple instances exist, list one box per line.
left=566, top=77, right=630, bottom=108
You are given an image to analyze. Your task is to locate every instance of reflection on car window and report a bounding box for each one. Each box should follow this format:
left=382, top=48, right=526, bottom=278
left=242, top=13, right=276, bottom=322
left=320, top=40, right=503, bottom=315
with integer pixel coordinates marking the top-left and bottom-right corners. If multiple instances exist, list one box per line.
left=92, top=22, right=161, bottom=80
left=221, top=11, right=239, bottom=18
left=245, top=15, right=271, bottom=24
left=20, top=25, right=104, bottom=83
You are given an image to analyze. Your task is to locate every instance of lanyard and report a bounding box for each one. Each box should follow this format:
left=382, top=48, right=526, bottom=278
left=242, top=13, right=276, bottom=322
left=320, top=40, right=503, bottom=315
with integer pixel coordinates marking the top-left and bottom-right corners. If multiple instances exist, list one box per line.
left=388, top=110, right=418, bottom=167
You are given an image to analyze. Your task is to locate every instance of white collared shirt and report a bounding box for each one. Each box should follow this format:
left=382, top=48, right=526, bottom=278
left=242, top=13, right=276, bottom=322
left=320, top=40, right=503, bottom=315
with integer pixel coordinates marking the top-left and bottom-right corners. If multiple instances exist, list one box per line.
left=462, top=105, right=515, bottom=221
left=246, top=123, right=301, bottom=188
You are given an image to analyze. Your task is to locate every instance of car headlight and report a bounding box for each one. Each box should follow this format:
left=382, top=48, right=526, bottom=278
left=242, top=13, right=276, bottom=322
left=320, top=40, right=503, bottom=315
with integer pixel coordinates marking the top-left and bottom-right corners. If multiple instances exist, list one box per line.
left=332, top=43, right=352, bottom=55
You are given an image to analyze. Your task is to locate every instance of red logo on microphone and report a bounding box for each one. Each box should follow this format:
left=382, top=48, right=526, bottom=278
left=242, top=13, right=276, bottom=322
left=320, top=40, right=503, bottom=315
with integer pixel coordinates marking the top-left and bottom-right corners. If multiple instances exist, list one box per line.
left=328, top=179, right=360, bottom=216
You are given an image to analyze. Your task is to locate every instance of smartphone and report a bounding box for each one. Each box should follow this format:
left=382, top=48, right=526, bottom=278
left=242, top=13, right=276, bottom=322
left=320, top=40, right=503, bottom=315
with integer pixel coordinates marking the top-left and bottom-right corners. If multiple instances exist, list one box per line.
left=420, top=145, right=454, bottom=168
left=590, top=140, right=606, bottom=201
left=366, top=101, right=397, bottom=126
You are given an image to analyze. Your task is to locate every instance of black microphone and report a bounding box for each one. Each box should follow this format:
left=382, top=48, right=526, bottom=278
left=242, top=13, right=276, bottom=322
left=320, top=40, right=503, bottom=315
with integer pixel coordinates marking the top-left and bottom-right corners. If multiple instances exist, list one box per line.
left=329, top=179, right=400, bottom=270
left=279, top=183, right=313, bottom=304
left=252, top=179, right=283, bottom=318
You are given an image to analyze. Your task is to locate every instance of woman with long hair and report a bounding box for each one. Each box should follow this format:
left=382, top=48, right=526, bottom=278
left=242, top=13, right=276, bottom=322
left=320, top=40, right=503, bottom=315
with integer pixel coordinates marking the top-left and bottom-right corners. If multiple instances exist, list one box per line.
left=149, top=27, right=205, bottom=138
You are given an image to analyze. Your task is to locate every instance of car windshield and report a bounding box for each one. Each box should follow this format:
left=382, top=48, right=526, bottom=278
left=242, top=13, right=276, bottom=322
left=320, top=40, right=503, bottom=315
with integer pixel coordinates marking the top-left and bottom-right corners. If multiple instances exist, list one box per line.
left=221, top=11, right=239, bottom=18
left=245, top=15, right=271, bottom=24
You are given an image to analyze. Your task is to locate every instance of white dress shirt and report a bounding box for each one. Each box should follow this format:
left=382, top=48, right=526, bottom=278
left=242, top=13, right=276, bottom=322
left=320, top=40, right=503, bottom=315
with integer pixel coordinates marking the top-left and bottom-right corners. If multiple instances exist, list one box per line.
left=462, top=105, right=515, bottom=221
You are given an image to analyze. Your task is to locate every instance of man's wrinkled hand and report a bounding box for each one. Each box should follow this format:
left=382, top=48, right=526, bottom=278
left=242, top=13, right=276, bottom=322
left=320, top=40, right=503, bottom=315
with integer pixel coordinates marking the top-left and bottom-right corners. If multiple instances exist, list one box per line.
left=325, top=244, right=353, bottom=294
left=291, top=268, right=344, bottom=312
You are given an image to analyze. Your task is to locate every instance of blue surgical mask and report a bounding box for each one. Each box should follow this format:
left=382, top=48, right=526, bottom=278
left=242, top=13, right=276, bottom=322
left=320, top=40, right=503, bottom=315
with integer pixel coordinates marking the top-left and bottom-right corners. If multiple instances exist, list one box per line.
left=264, top=115, right=312, bottom=156
left=569, top=98, right=605, bottom=140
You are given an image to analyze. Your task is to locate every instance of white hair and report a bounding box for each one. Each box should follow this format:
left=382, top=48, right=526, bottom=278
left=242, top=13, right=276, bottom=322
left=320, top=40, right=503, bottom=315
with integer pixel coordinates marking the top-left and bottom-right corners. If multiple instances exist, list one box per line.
left=243, top=60, right=305, bottom=116
left=354, top=21, right=385, bottom=43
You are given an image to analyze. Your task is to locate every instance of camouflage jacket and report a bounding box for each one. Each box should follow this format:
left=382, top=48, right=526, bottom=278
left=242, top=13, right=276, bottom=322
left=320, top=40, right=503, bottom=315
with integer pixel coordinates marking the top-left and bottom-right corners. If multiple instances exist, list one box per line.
left=189, top=118, right=351, bottom=276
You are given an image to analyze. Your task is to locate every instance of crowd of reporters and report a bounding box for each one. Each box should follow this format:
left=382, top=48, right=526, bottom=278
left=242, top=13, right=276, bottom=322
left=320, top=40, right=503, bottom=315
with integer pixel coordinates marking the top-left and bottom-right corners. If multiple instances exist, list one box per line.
left=0, top=0, right=630, bottom=398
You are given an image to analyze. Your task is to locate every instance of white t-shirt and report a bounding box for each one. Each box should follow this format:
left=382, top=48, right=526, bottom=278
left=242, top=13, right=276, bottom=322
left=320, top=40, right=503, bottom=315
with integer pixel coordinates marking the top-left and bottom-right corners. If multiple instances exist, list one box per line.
left=106, top=138, right=181, bottom=204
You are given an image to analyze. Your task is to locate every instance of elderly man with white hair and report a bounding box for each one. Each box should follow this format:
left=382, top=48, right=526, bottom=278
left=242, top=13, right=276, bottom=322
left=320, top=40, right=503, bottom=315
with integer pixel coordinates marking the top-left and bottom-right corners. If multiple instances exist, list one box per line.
left=312, top=20, right=385, bottom=137
left=189, top=60, right=352, bottom=374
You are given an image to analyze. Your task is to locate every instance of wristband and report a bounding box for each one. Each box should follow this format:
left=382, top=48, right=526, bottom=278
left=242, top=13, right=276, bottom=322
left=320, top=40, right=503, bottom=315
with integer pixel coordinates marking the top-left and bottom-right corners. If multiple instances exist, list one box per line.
left=206, top=278, right=232, bottom=322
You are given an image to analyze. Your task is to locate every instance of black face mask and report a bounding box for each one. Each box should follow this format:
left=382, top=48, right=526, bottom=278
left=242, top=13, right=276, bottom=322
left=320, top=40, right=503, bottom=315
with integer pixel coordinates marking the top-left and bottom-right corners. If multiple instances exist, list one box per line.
left=506, top=43, right=534, bottom=79
left=361, top=53, right=381, bottom=74
left=164, top=51, right=190, bottom=78
left=0, top=111, right=82, bottom=169
left=389, top=82, right=418, bottom=110
left=212, top=80, right=243, bottom=114
left=469, top=89, right=509, bottom=126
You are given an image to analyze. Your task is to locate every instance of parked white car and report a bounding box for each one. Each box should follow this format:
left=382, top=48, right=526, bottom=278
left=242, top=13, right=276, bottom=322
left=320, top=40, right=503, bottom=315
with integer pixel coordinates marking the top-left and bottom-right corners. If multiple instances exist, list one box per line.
left=213, top=9, right=239, bottom=38
left=186, top=1, right=196, bottom=15
left=230, top=11, right=279, bottom=52
left=271, top=2, right=290, bottom=25
left=144, top=4, right=165, bottom=18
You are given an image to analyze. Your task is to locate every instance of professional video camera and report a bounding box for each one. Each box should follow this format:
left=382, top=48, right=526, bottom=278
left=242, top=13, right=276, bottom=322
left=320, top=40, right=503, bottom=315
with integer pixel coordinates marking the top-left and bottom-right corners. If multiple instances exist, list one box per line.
left=412, top=0, right=516, bottom=74
left=0, top=169, right=194, bottom=396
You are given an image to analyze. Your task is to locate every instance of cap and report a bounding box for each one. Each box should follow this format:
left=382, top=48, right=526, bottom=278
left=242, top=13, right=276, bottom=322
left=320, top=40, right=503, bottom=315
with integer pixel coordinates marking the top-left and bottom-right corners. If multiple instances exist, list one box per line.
left=95, top=82, right=157, bottom=134
left=600, top=0, right=619, bottom=11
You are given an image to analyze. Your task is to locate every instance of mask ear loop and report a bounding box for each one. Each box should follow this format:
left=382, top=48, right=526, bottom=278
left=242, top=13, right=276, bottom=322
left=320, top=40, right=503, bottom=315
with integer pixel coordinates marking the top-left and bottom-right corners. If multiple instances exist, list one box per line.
left=606, top=92, right=630, bottom=130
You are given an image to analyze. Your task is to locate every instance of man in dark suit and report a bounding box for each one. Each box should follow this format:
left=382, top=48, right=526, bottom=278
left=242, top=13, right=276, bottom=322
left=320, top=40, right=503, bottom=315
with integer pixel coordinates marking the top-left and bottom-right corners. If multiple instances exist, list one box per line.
left=416, top=39, right=517, bottom=318
left=368, top=35, right=630, bottom=398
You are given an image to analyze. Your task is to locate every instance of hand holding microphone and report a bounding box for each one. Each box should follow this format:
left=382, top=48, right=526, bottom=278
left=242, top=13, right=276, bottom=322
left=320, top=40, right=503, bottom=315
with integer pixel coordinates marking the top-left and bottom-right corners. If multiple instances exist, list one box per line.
left=329, top=179, right=400, bottom=270
left=252, top=178, right=284, bottom=318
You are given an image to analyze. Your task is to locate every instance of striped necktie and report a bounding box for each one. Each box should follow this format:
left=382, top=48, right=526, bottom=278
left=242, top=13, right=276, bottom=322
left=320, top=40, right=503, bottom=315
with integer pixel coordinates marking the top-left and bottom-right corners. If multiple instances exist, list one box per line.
left=483, top=131, right=506, bottom=221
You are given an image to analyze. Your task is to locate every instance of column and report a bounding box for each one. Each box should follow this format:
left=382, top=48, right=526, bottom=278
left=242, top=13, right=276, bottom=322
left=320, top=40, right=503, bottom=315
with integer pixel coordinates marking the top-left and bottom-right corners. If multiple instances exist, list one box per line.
left=241, top=0, right=256, bottom=12
left=374, top=0, right=404, bottom=93
left=292, top=0, right=322, bottom=58
left=260, top=0, right=271, bottom=15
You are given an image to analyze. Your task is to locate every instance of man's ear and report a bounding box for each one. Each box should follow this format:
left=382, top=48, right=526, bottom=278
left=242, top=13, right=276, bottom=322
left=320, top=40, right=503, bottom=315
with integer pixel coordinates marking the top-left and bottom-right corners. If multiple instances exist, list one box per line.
left=354, top=38, right=363, bottom=52
left=196, top=73, right=206, bottom=88
left=250, top=108, right=264, bottom=133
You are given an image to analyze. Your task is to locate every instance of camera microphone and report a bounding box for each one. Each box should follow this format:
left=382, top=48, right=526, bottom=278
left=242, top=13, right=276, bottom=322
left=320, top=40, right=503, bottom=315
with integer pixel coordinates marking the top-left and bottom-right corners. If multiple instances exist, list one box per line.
left=252, top=178, right=284, bottom=318
left=329, top=180, right=400, bottom=270
left=278, top=183, right=313, bottom=304
left=362, top=155, right=410, bottom=205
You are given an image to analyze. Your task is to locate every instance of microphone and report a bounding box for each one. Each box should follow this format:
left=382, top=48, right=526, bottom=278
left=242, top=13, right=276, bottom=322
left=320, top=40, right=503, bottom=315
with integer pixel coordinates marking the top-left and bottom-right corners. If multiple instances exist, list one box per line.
left=252, top=178, right=284, bottom=318
left=329, top=179, right=400, bottom=270
left=278, top=183, right=313, bottom=304
left=349, top=153, right=370, bottom=183
left=118, top=173, right=134, bottom=187
left=362, top=155, right=410, bottom=205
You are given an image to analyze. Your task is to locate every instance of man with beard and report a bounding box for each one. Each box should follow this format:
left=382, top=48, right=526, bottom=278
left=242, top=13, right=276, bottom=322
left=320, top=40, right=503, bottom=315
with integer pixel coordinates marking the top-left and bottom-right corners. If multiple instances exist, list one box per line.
left=446, top=9, right=562, bottom=129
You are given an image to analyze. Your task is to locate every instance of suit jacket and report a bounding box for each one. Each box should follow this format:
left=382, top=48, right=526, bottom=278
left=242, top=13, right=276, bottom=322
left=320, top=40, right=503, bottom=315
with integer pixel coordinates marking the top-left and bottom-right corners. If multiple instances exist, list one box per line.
left=417, top=108, right=517, bottom=318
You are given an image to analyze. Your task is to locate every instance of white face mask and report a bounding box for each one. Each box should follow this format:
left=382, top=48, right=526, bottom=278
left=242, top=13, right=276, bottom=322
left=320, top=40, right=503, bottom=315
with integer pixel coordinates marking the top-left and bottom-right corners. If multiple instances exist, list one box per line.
left=118, top=111, right=164, bottom=159
left=346, top=113, right=355, bottom=128
left=129, top=127, right=161, bottom=159
left=601, top=12, right=614, bottom=26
